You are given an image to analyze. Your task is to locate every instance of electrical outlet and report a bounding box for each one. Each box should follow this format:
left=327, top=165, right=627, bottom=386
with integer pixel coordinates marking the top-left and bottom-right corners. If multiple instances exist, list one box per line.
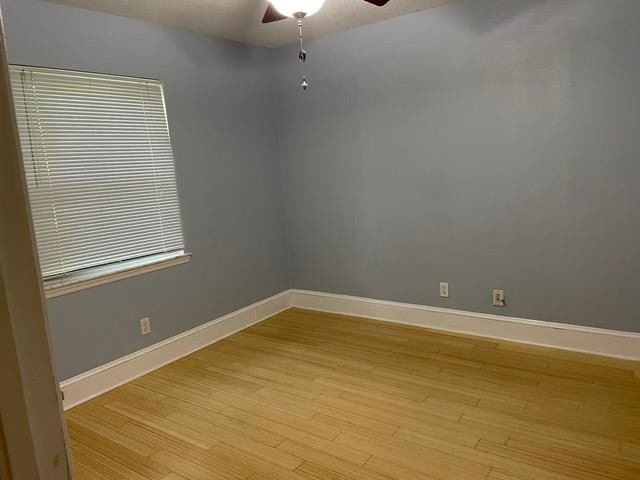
left=492, top=289, right=505, bottom=307
left=439, top=282, right=449, bottom=298
left=140, top=317, right=151, bottom=335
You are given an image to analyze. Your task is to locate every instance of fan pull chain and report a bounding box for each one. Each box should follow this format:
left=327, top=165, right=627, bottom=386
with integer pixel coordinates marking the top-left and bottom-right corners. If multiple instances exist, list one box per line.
left=297, top=16, right=309, bottom=90
left=297, top=18, right=306, bottom=63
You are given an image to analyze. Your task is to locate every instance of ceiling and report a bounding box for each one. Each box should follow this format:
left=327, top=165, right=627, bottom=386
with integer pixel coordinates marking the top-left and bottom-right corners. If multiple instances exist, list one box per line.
left=47, top=0, right=458, bottom=48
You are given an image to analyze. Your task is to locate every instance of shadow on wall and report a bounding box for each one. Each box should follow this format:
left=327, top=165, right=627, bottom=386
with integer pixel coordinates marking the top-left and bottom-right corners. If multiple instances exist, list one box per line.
left=443, top=0, right=557, bottom=33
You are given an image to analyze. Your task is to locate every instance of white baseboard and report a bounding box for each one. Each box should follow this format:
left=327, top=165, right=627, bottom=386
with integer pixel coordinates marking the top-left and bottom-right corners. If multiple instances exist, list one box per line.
left=291, top=290, right=640, bottom=361
left=61, top=288, right=640, bottom=409
left=59, top=290, right=292, bottom=409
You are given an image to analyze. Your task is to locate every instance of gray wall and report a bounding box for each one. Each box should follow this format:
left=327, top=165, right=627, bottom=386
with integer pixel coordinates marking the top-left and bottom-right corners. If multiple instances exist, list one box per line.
left=273, top=0, right=640, bottom=332
left=4, top=0, right=640, bottom=382
left=2, top=0, right=289, bottom=380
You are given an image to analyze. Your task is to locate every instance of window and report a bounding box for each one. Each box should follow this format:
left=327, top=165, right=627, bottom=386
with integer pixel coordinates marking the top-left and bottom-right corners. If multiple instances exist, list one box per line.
left=9, top=65, right=188, bottom=297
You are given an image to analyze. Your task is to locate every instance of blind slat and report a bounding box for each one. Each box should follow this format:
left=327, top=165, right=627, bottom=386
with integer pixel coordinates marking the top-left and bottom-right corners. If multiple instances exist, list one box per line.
left=10, top=65, right=185, bottom=279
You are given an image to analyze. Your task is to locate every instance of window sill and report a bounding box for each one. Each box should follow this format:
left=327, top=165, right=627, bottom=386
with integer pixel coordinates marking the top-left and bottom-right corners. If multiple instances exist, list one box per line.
left=43, top=252, right=192, bottom=299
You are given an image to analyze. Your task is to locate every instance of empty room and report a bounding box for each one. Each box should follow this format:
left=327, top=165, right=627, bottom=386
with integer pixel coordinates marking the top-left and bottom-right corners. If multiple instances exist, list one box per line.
left=1, top=0, right=640, bottom=479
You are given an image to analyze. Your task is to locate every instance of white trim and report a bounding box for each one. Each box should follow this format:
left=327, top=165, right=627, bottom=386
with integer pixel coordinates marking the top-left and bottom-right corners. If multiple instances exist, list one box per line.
left=45, top=252, right=192, bottom=299
left=290, top=290, right=640, bottom=361
left=60, top=289, right=640, bottom=409
left=59, top=290, right=292, bottom=409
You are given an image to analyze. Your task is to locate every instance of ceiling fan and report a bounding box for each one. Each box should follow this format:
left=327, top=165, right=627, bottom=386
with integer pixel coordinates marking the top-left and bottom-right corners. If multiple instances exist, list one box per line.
left=261, top=0, right=391, bottom=89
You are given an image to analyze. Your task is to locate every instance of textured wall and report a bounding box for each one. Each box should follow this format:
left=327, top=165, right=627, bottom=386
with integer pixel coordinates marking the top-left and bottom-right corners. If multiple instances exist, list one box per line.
left=2, top=0, right=289, bottom=379
left=273, top=0, right=640, bottom=332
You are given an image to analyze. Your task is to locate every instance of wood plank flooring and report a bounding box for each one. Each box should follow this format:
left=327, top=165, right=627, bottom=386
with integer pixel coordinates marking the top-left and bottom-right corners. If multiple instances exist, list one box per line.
left=67, top=308, right=640, bottom=480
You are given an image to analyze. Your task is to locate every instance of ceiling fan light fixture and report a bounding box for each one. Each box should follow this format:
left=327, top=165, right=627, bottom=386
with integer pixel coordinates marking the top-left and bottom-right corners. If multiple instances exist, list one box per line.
left=271, top=0, right=326, bottom=18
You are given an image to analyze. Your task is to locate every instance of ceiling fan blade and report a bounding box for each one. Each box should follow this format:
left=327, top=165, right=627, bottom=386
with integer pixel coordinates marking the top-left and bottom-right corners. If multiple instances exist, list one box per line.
left=362, top=0, right=391, bottom=5
left=262, top=3, right=288, bottom=23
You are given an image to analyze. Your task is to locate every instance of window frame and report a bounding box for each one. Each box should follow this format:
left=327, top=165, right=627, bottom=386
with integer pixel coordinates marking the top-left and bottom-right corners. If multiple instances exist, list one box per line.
left=9, top=65, right=191, bottom=298
left=44, top=251, right=191, bottom=299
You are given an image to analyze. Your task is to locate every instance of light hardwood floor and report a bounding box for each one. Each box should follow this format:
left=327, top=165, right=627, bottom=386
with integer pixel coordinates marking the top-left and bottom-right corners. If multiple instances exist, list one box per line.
left=67, top=308, right=640, bottom=480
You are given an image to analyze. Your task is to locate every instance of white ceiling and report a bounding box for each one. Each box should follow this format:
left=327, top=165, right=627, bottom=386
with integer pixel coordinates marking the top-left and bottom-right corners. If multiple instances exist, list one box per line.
left=47, top=0, right=458, bottom=48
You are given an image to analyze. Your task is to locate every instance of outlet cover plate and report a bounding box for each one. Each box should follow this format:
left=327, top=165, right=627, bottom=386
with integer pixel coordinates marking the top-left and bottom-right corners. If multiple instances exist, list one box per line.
left=140, top=317, right=151, bottom=335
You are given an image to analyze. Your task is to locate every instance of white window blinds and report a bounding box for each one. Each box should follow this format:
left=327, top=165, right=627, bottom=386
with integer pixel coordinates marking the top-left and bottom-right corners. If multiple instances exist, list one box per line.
left=9, top=65, right=185, bottom=280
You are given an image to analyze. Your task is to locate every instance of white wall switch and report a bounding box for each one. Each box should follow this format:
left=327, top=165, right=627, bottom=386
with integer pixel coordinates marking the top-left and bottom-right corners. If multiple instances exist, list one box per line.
left=140, top=317, right=151, bottom=335
left=492, top=289, right=505, bottom=307
left=439, top=282, right=449, bottom=298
